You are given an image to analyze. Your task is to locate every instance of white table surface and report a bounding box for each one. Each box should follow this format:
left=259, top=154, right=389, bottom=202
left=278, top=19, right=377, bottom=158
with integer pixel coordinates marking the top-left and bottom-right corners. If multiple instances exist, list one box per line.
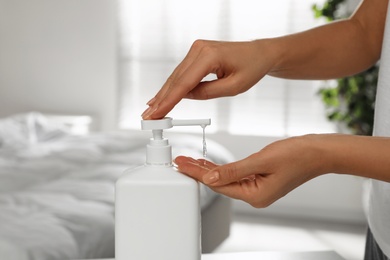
left=202, top=251, right=344, bottom=260
left=76, top=250, right=345, bottom=260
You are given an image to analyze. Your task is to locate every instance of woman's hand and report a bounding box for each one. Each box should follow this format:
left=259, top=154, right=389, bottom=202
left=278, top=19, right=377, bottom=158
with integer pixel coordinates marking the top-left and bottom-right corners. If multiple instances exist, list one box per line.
left=176, top=133, right=390, bottom=207
left=174, top=135, right=328, bottom=208
left=142, top=39, right=276, bottom=119
left=141, top=0, right=388, bottom=120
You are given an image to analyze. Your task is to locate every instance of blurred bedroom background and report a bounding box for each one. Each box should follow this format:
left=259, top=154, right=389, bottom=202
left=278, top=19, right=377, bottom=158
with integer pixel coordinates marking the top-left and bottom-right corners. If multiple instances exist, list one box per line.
left=0, top=0, right=367, bottom=259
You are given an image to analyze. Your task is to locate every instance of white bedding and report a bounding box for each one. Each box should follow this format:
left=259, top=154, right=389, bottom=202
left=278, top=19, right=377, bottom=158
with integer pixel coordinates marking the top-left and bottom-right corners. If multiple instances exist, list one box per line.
left=0, top=113, right=234, bottom=260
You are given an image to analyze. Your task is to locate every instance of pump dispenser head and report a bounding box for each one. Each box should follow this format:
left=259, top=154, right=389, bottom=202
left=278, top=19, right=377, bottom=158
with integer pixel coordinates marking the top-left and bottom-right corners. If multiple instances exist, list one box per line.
left=141, top=117, right=211, bottom=165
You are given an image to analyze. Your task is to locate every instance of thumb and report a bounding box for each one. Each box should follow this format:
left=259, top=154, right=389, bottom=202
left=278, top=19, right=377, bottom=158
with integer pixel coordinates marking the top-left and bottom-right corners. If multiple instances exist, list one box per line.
left=202, top=154, right=263, bottom=186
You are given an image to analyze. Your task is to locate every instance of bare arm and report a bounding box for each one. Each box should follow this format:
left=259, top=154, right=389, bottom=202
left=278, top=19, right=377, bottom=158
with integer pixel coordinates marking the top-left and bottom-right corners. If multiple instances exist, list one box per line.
left=175, top=134, right=390, bottom=208
left=318, top=134, right=390, bottom=182
left=268, top=0, right=388, bottom=79
left=143, top=0, right=388, bottom=120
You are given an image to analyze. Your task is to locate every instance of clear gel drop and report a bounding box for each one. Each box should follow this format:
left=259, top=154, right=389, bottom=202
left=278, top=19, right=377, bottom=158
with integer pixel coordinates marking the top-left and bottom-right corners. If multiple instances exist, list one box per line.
left=202, top=125, right=207, bottom=158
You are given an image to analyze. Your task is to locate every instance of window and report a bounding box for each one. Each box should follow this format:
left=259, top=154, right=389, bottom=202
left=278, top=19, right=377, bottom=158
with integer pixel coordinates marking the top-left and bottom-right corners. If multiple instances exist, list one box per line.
left=118, top=0, right=336, bottom=136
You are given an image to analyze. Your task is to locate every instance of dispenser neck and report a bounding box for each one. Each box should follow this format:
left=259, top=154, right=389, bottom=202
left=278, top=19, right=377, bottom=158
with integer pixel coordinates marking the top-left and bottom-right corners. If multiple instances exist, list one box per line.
left=141, top=117, right=211, bottom=166
left=152, top=129, right=163, bottom=140
left=146, top=129, right=172, bottom=166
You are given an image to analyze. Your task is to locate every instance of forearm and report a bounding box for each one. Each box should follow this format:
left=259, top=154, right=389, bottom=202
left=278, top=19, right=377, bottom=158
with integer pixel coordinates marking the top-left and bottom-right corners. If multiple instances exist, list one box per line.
left=262, top=0, right=387, bottom=80
left=311, top=134, right=390, bottom=182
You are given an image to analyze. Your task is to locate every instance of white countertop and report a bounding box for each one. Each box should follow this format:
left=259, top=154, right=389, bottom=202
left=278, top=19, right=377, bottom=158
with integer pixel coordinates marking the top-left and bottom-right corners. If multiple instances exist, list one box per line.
left=202, top=251, right=344, bottom=260
left=75, top=250, right=344, bottom=260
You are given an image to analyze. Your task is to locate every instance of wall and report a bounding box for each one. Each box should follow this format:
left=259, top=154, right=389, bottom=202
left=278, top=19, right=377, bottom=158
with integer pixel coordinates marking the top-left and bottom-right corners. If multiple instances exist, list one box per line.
left=0, top=0, right=117, bottom=131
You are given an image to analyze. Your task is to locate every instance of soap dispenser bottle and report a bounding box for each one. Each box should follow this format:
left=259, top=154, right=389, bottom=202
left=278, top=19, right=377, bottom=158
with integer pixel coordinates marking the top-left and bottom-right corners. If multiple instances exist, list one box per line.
left=115, top=117, right=211, bottom=260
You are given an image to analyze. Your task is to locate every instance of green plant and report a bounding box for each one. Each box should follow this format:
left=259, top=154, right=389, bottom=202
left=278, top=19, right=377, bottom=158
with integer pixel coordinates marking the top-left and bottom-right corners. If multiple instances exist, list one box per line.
left=312, top=0, right=379, bottom=135
left=312, top=0, right=346, bottom=21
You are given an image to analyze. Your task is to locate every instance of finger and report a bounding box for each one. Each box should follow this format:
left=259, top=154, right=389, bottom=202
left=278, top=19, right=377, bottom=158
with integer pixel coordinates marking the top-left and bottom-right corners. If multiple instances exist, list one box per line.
left=174, top=155, right=199, bottom=165
left=174, top=157, right=247, bottom=199
left=142, top=41, right=207, bottom=119
left=175, top=156, right=277, bottom=207
left=174, top=157, right=219, bottom=172
left=174, top=156, right=216, bottom=181
left=174, top=156, right=218, bottom=171
left=147, top=40, right=223, bottom=119
left=209, top=175, right=276, bottom=208
left=186, top=77, right=237, bottom=100
left=149, top=54, right=216, bottom=119
left=211, top=178, right=259, bottom=201
left=151, top=51, right=198, bottom=105
left=196, top=158, right=219, bottom=169
left=141, top=60, right=194, bottom=119
left=202, top=153, right=268, bottom=186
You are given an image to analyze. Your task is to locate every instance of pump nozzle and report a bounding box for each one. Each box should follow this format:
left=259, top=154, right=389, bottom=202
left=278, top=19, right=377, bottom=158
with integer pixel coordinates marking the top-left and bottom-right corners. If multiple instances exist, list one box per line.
left=140, top=117, right=211, bottom=165
left=172, top=119, right=211, bottom=128
left=141, top=117, right=211, bottom=130
left=141, top=117, right=173, bottom=130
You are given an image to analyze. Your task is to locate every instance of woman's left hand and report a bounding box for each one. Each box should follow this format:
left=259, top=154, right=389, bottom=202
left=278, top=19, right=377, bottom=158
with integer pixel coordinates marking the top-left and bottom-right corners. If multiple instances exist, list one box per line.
left=174, top=135, right=328, bottom=208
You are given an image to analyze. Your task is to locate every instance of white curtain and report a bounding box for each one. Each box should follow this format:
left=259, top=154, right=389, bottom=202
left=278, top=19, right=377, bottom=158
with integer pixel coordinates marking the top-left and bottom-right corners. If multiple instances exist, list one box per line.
left=118, top=0, right=336, bottom=136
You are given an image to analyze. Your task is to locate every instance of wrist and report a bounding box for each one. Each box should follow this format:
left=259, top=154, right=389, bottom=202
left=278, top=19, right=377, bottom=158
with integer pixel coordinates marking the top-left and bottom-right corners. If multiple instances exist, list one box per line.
left=251, top=38, right=284, bottom=75
left=300, top=134, right=336, bottom=177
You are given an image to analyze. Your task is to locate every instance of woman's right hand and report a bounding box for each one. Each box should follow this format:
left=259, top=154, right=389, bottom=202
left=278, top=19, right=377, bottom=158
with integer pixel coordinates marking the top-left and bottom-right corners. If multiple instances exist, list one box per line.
left=142, top=39, right=277, bottom=119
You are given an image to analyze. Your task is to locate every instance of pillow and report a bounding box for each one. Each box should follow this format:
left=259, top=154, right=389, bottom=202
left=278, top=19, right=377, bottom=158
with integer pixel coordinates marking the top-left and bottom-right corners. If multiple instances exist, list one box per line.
left=0, top=112, right=69, bottom=149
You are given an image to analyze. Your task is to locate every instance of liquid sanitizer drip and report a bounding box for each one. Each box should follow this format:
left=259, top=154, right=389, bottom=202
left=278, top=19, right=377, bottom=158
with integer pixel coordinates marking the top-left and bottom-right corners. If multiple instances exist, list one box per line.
left=115, top=117, right=211, bottom=260
left=202, top=125, right=207, bottom=158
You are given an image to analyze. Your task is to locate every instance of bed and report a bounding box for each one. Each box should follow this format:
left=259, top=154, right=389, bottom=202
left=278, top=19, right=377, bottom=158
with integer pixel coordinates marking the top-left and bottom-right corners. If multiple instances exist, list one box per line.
left=0, top=112, right=234, bottom=260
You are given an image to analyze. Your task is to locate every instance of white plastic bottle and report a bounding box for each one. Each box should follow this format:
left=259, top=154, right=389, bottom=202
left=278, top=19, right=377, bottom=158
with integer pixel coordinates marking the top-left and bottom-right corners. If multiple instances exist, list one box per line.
left=115, top=117, right=211, bottom=260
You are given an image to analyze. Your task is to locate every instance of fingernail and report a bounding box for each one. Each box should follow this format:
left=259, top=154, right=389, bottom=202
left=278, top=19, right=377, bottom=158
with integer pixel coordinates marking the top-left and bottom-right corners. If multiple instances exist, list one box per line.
left=203, top=171, right=219, bottom=185
left=141, top=106, right=152, bottom=118
left=147, top=97, right=156, bottom=106
left=172, top=160, right=178, bottom=168
left=142, top=105, right=158, bottom=119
